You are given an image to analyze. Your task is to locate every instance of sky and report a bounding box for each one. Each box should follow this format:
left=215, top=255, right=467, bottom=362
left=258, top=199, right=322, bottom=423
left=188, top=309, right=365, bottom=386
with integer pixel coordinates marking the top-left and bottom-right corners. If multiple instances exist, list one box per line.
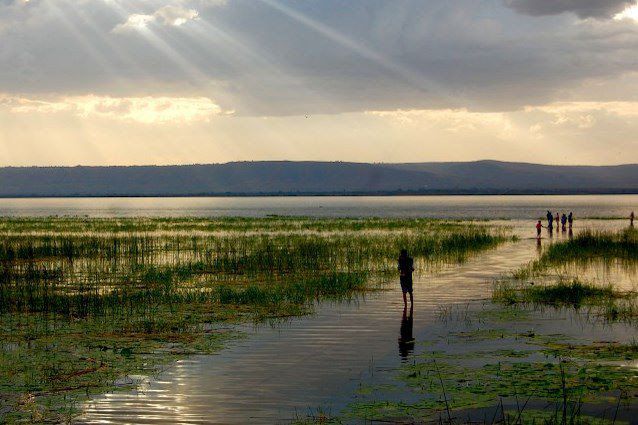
left=2, top=0, right=638, bottom=166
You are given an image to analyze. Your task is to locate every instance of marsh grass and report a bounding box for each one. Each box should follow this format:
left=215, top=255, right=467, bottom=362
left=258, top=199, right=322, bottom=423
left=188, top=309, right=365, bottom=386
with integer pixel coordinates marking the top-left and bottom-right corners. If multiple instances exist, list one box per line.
left=498, top=228, right=638, bottom=321
left=516, top=228, right=638, bottom=281
left=0, top=216, right=510, bottom=422
left=493, top=279, right=624, bottom=309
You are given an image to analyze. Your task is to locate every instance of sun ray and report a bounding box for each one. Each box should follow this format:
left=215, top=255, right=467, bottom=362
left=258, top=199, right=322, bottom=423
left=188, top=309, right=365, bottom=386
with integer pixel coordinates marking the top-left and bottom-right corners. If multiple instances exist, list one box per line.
left=186, top=17, right=333, bottom=113
left=106, top=0, right=210, bottom=87
left=258, top=0, right=457, bottom=103
left=43, top=1, right=122, bottom=83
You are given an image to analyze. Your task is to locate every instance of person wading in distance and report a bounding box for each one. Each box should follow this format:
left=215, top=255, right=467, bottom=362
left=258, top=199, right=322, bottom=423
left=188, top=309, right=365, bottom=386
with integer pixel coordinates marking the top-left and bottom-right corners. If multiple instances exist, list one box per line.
left=568, top=212, right=574, bottom=229
left=398, top=249, right=414, bottom=307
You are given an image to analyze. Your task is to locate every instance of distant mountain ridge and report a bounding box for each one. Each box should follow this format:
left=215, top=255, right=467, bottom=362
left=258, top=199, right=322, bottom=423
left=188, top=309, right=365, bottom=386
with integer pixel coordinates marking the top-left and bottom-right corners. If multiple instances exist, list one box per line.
left=1, top=160, right=637, bottom=197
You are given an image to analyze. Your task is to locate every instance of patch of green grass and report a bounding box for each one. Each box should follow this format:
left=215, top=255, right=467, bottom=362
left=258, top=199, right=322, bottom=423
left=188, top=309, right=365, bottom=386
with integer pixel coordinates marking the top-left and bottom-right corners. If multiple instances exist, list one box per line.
left=494, top=280, right=622, bottom=309
left=516, top=228, right=638, bottom=281
left=541, top=341, right=638, bottom=361
left=493, top=278, right=638, bottom=324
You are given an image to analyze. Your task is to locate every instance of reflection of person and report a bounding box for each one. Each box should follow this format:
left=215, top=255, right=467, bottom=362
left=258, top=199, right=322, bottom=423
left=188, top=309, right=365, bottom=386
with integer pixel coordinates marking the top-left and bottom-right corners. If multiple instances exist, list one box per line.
left=555, top=212, right=560, bottom=230
left=536, top=235, right=542, bottom=252
left=569, top=227, right=573, bottom=239
left=398, top=306, right=415, bottom=361
left=631, top=211, right=635, bottom=227
left=398, top=249, right=414, bottom=307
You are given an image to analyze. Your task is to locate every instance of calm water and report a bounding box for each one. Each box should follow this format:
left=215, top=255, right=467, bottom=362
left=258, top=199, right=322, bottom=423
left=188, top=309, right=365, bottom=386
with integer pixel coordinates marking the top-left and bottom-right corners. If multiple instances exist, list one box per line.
left=1, top=195, right=637, bottom=219
left=77, top=221, right=638, bottom=424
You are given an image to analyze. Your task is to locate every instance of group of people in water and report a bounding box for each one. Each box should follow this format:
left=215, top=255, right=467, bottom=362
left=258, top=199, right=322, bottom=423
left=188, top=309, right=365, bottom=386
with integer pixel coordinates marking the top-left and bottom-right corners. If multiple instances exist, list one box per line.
left=536, top=210, right=574, bottom=238
left=536, top=210, right=636, bottom=239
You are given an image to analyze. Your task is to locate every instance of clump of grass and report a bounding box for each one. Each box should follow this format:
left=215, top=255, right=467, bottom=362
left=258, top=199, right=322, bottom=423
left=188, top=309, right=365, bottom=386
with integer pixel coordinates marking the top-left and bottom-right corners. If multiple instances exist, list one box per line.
left=526, top=281, right=620, bottom=308
left=520, top=228, right=638, bottom=278
left=494, top=278, right=638, bottom=325
left=494, top=279, right=624, bottom=309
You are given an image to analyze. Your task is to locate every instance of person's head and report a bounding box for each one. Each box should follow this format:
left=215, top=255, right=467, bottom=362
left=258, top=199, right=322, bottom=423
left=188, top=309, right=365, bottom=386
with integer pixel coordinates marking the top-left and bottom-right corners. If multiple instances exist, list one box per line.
left=537, top=220, right=541, bottom=224
left=400, top=249, right=408, bottom=257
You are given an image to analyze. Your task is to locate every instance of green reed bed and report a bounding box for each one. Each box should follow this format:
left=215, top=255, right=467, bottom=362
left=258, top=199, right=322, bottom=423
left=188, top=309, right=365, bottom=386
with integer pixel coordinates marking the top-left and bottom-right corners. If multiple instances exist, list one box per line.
left=0, top=217, right=510, bottom=422
left=517, top=228, right=638, bottom=280
left=0, top=216, right=480, bottom=235
left=495, top=227, right=638, bottom=322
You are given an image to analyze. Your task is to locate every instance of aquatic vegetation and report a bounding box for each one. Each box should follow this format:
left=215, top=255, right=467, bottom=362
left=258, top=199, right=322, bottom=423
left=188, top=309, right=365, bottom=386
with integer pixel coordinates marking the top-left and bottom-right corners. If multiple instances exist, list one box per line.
left=516, top=228, right=638, bottom=280
left=348, top=327, right=638, bottom=424
left=0, top=216, right=510, bottom=422
left=541, top=228, right=638, bottom=264
left=498, top=228, right=638, bottom=324
left=493, top=280, right=624, bottom=308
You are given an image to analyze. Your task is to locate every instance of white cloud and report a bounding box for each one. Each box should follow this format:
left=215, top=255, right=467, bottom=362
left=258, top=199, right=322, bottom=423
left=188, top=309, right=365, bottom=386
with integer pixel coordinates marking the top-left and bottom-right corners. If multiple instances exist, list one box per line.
left=113, top=5, right=199, bottom=33
left=614, top=4, right=638, bottom=22
left=366, top=108, right=514, bottom=138
left=1, top=94, right=225, bottom=124
left=154, top=5, right=199, bottom=26
left=112, top=14, right=155, bottom=33
left=527, top=101, right=638, bottom=117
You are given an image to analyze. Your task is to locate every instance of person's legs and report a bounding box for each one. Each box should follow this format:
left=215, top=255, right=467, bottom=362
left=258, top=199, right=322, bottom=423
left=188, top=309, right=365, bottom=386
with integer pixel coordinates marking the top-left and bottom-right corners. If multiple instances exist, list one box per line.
left=402, top=291, right=407, bottom=306
left=409, top=290, right=414, bottom=305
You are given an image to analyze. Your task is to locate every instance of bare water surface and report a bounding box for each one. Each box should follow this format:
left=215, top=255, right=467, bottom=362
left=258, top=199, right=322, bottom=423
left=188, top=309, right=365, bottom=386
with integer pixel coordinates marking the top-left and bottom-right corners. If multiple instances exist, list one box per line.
left=2, top=195, right=638, bottom=219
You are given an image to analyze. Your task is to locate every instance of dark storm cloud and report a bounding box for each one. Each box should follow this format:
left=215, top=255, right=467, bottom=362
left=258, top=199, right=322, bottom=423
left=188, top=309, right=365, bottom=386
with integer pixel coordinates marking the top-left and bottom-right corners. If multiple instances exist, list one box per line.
left=504, top=0, right=635, bottom=18
left=2, top=0, right=638, bottom=115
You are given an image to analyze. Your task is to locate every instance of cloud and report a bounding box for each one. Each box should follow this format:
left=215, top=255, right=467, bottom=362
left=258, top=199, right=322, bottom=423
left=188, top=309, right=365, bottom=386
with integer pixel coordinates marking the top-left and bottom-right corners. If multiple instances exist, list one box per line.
left=614, top=4, right=638, bottom=21
left=113, top=5, right=199, bottom=33
left=504, top=0, right=635, bottom=19
left=3, top=0, right=638, bottom=117
left=1, top=94, right=225, bottom=124
left=366, top=108, right=513, bottom=137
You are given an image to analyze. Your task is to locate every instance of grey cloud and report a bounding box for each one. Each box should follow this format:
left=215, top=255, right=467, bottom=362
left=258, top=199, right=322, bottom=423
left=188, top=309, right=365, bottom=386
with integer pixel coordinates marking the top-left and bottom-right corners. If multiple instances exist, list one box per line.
left=2, top=0, right=638, bottom=116
left=504, top=0, right=635, bottom=18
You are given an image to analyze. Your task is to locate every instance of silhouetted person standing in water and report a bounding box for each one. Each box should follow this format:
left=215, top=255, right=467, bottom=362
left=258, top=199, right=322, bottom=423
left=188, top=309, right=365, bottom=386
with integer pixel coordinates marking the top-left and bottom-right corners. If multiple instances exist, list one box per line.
left=568, top=212, right=574, bottom=229
left=546, top=211, right=553, bottom=229
left=398, top=305, right=415, bottom=361
left=631, top=211, right=635, bottom=227
left=561, top=213, right=567, bottom=231
left=398, top=249, right=414, bottom=307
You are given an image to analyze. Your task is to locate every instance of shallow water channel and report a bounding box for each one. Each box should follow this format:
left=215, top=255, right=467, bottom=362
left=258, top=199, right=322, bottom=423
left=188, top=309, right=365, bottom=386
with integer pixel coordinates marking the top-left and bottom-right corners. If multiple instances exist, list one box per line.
left=77, top=220, right=637, bottom=424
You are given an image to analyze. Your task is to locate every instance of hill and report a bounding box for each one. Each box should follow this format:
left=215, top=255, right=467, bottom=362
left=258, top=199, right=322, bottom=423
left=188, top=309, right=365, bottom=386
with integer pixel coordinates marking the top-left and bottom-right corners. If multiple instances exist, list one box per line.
left=1, top=160, right=637, bottom=197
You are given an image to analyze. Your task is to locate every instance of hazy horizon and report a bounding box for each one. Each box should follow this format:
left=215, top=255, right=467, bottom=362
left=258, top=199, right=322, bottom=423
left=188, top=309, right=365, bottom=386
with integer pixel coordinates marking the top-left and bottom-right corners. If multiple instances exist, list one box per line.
left=3, top=159, right=638, bottom=169
left=3, top=0, right=638, bottom=166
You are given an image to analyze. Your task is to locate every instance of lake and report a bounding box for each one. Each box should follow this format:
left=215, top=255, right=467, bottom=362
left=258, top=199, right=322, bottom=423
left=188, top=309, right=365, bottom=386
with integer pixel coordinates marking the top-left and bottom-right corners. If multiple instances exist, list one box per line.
left=77, top=219, right=638, bottom=423
left=1, top=194, right=637, bottom=219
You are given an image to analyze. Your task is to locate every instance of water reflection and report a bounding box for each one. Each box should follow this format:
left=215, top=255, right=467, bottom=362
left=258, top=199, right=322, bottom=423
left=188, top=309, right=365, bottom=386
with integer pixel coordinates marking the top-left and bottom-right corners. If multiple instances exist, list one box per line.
left=398, top=306, right=415, bottom=361
left=1, top=195, right=638, bottom=218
